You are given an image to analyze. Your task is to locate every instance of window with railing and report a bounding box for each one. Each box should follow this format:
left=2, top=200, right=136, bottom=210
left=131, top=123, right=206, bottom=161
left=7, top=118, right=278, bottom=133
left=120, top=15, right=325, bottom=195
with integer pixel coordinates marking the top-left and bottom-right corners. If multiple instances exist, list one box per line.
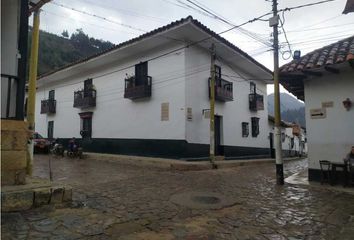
left=124, top=62, right=152, bottom=100
left=41, top=90, right=56, bottom=114
left=248, top=82, right=264, bottom=111
left=73, top=79, right=96, bottom=108
left=208, top=65, right=233, bottom=102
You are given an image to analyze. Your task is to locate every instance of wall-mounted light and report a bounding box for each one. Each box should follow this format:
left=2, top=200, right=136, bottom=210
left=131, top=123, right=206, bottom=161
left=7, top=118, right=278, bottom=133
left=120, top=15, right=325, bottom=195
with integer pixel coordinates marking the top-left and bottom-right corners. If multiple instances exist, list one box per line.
left=343, top=98, right=352, bottom=111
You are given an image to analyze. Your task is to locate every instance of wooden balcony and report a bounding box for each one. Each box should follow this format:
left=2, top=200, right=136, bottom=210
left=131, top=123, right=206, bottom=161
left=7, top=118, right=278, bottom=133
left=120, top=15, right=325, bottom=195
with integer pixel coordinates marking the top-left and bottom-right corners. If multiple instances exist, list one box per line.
left=124, top=76, right=152, bottom=100
left=249, top=93, right=264, bottom=111
left=73, top=89, right=96, bottom=108
left=40, top=99, right=56, bottom=114
left=208, top=77, right=233, bottom=102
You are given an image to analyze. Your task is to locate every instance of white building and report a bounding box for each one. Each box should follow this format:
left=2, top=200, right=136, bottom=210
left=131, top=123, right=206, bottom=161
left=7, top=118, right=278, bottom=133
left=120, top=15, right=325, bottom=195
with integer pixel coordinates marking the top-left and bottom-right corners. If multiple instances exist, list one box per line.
left=267, top=115, right=307, bottom=158
left=280, top=35, right=354, bottom=181
left=35, top=16, right=273, bottom=159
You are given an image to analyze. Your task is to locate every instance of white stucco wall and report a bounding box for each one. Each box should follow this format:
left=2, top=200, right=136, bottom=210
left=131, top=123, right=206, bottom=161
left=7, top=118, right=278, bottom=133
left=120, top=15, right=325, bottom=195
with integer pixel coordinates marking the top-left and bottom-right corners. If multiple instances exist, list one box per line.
left=35, top=43, right=187, bottom=140
left=184, top=46, right=270, bottom=148
left=35, top=40, right=272, bottom=153
left=1, top=0, right=19, bottom=118
left=304, top=68, right=354, bottom=169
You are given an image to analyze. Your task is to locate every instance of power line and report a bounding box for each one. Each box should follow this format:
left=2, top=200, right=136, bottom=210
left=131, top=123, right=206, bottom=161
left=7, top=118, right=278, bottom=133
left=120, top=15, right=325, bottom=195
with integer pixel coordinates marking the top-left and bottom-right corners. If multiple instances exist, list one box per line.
left=50, top=1, right=146, bottom=33
left=183, top=0, right=273, bottom=47
left=42, top=9, right=140, bottom=37
left=279, top=0, right=338, bottom=12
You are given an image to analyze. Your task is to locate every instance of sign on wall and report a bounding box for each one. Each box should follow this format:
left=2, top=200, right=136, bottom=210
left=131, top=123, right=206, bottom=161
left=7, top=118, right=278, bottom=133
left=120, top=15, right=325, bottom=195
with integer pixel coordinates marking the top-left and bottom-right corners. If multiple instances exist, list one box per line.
left=310, top=108, right=326, bottom=119
left=322, top=101, right=334, bottom=108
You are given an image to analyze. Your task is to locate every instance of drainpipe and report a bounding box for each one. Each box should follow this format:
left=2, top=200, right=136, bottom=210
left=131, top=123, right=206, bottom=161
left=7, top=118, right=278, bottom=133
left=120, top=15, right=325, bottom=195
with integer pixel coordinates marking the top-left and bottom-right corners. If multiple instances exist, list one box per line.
left=26, top=10, right=41, bottom=175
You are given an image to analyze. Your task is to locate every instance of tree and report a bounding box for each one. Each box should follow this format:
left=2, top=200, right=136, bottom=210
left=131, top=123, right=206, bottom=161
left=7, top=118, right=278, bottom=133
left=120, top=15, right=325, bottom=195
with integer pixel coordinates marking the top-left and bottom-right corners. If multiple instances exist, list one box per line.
left=61, top=30, right=69, bottom=38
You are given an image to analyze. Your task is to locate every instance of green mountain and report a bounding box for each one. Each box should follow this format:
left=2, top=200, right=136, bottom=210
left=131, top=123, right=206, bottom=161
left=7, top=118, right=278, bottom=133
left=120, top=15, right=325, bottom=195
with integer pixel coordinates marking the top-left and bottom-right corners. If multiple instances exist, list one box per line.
left=28, top=28, right=115, bottom=76
left=268, top=93, right=306, bottom=127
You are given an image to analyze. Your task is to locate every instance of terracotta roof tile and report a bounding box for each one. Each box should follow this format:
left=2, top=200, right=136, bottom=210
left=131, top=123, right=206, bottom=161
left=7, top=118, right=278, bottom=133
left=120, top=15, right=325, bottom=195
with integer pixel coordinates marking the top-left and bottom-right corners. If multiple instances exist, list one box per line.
left=280, top=35, right=354, bottom=73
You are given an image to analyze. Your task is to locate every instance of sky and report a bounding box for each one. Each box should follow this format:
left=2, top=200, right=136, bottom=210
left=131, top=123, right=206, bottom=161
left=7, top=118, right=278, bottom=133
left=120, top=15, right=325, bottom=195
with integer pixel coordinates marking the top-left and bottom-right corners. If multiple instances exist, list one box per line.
left=35, top=0, right=354, bottom=96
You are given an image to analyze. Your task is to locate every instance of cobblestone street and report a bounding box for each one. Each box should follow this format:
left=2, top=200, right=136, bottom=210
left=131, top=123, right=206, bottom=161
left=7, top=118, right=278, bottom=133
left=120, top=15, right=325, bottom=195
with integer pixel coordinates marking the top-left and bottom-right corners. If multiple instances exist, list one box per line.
left=2, top=155, right=354, bottom=240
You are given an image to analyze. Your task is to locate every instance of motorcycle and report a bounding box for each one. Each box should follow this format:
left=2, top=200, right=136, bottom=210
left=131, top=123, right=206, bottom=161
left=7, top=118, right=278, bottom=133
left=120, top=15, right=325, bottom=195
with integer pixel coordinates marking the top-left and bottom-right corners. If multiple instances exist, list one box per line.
left=50, top=143, right=65, bottom=157
left=67, top=147, right=83, bottom=159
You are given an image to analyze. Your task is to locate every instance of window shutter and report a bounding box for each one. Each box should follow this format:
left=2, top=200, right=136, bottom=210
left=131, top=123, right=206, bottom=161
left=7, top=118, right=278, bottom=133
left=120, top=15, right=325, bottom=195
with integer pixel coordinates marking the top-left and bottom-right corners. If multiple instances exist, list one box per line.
left=161, top=102, right=169, bottom=121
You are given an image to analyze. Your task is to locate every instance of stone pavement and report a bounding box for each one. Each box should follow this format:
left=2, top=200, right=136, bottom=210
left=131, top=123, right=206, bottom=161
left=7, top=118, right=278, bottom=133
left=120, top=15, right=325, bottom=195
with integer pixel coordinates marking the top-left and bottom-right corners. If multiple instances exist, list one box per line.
left=2, top=155, right=354, bottom=240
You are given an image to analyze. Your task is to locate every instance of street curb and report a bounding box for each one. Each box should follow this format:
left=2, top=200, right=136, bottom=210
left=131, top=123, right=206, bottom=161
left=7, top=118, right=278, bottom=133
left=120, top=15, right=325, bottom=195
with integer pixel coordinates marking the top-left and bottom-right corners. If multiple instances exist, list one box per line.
left=85, top=153, right=306, bottom=171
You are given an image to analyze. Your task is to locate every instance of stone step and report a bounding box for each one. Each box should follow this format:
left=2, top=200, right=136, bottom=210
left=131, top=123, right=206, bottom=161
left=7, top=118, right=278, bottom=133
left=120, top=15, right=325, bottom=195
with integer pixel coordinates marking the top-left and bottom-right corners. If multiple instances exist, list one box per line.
left=1, top=177, right=72, bottom=212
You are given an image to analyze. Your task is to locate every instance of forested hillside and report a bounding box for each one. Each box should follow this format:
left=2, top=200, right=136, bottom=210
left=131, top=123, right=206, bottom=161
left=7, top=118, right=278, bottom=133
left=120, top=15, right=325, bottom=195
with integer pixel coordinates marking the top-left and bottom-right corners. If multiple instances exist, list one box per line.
left=29, top=28, right=115, bottom=76
left=268, top=93, right=306, bottom=127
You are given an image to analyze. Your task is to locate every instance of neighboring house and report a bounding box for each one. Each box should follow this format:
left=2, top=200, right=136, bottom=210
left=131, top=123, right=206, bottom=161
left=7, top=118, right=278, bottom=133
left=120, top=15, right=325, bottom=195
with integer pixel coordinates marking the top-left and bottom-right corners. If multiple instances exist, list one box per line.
left=35, top=16, right=273, bottom=159
left=267, top=115, right=307, bottom=158
left=1, top=0, right=30, bottom=185
left=280, top=36, right=354, bottom=181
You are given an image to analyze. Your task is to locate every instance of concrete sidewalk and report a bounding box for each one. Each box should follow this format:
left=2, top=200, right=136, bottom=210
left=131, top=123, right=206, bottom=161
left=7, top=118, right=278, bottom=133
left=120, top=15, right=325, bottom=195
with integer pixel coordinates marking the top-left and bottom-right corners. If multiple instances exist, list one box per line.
left=85, top=152, right=305, bottom=171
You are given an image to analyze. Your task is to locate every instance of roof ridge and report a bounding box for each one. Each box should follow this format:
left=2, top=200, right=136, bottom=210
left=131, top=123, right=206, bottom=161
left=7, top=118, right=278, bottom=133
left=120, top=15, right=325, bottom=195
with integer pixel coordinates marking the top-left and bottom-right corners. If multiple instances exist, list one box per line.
left=38, top=15, right=272, bottom=79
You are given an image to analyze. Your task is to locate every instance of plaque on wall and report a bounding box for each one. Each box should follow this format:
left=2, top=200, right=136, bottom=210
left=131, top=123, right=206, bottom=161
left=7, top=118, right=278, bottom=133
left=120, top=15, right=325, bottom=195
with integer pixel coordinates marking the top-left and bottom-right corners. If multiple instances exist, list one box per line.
left=310, top=108, right=326, bottom=119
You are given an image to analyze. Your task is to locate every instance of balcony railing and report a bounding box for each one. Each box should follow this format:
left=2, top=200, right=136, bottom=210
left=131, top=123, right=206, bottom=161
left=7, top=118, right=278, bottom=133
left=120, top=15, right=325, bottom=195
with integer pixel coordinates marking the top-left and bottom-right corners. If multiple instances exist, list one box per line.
left=208, top=77, right=233, bottom=102
left=40, top=99, right=56, bottom=114
left=249, top=93, right=264, bottom=111
left=124, top=76, right=152, bottom=100
left=73, top=89, right=96, bottom=108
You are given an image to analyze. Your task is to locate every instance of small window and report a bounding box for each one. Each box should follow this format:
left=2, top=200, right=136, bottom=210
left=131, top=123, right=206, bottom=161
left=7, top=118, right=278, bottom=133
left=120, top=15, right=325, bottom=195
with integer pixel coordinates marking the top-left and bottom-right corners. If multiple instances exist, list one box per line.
left=79, top=112, right=93, bottom=138
left=48, top=121, right=54, bottom=139
left=214, top=65, right=221, bottom=79
left=242, top=122, right=249, bottom=137
left=251, top=117, right=260, bottom=137
left=49, top=90, right=55, bottom=100
left=250, top=82, right=256, bottom=94
left=290, top=137, right=294, bottom=149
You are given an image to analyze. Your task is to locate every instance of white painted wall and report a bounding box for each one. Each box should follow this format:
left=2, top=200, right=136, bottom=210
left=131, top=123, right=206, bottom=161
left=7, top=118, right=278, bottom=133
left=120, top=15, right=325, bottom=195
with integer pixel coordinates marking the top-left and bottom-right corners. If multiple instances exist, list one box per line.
left=184, top=46, right=269, bottom=148
left=1, top=0, right=19, bottom=117
left=35, top=41, right=272, bottom=153
left=266, top=120, right=307, bottom=156
left=36, top=43, right=187, bottom=140
left=304, top=68, right=354, bottom=169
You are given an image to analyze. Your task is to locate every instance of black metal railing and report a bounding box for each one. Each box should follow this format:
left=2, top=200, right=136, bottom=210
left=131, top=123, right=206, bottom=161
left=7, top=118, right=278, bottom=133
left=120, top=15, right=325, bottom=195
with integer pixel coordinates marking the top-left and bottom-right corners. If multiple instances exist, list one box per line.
left=1, top=73, right=24, bottom=120
left=73, top=89, right=96, bottom=108
left=249, top=93, right=264, bottom=111
left=208, top=77, right=233, bottom=102
left=124, top=76, right=152, bottom=100
left=40, top=99, right=56, bottom=114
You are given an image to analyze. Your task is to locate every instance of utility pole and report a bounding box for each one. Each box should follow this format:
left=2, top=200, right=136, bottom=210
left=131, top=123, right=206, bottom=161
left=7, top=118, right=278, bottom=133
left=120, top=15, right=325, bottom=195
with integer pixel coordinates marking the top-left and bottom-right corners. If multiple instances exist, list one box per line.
left=271, top=0, right=284, bottom=185
left=209, top=43, right=216, bottom=166
left=26, top=10, right=41, bottom=176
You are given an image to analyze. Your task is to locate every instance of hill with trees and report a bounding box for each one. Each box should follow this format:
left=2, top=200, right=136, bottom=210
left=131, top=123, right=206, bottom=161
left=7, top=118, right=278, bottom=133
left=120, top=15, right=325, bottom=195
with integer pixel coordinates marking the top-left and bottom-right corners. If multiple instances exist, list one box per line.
left=29, top=28, right=115, bottom=76
left=268, top=93, right=306, bottom=127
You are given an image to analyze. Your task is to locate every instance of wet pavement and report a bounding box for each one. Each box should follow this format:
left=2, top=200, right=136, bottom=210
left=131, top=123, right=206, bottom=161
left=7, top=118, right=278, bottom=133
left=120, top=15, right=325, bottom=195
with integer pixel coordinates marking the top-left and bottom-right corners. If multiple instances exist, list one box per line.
left=2, top=155, right=354, bottom=239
